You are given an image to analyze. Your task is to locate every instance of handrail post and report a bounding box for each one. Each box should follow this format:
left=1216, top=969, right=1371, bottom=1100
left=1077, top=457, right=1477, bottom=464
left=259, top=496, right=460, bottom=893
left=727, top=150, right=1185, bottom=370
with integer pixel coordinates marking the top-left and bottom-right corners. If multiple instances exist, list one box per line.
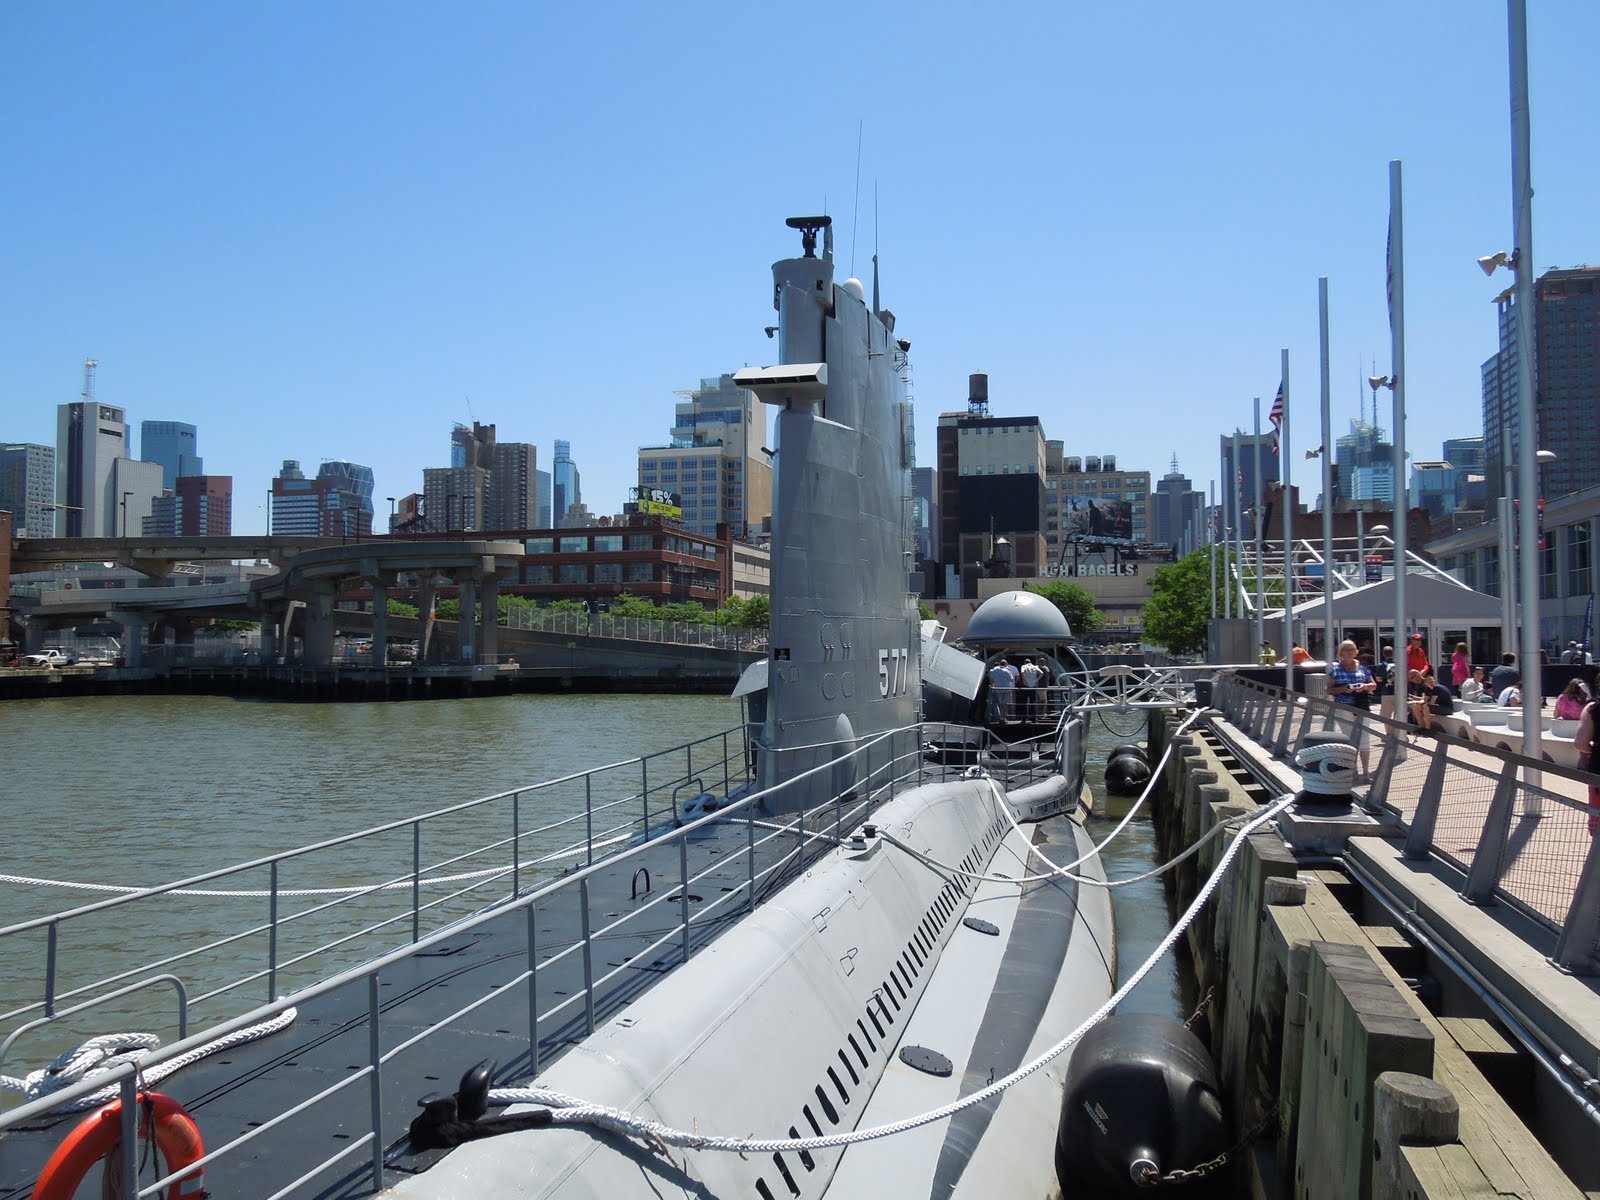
left=268, top=861, right=280, bottom=1001
left=641, top=759, right=650, bottom=838
left=1464, top=762, right=1523, bottom=905
left=512, top=790, right=522, bottom=897
left=118, top=1072, right=137, bottom=1199
left=368, top=973, right=384, bottom=1188
left=1553, top=823, right=1600, bottom=973
left=411, top=820, right=422, bottom=944
left=44, top=922, right=58, bottom=1018
left=580, top=878, right=595, bottom=1036
left=747, top=804, right=757, bottom=913
left=527, top=902, right=540, bottom=1074
left=585, top=775, right=594, bottom=866
left=1366, top=720, right=1402, bottom=812
left=679, top=837, right=691, bottom=965
left=722, top=729, right=731, bottom=795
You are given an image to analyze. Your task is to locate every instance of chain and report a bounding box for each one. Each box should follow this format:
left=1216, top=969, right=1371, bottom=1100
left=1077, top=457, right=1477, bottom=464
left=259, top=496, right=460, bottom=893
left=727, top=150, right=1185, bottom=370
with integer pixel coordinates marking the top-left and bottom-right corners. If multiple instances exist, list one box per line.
left=1181, top=984, right=1215, bottom=1032
left=1139, top=1106, right=1278, bottom=1186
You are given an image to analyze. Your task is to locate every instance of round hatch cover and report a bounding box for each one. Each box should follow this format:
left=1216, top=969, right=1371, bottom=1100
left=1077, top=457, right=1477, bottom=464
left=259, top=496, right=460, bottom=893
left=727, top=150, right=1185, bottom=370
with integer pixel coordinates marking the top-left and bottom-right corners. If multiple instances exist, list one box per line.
left=898, top=1045, right=953, bottom=1077
left=963, top=916, right=1000, bottom=936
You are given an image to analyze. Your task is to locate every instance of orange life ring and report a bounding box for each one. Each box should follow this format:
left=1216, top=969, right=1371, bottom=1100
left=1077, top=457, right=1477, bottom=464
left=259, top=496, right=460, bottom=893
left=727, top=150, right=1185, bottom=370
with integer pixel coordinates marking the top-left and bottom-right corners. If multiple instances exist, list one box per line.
left=31, top=1091, right=204, bottom=1200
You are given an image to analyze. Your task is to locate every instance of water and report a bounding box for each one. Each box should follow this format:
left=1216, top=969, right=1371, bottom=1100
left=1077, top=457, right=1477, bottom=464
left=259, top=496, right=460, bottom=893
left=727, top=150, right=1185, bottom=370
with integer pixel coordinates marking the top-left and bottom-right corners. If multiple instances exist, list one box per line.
left=0, top=694, right=1187, bottom=1053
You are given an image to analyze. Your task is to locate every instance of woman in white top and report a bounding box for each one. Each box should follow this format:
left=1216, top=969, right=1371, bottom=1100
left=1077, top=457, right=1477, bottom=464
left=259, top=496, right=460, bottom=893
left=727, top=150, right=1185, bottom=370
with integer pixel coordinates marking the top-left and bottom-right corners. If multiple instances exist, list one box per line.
left=1497, top=684, right=1522, bottom=707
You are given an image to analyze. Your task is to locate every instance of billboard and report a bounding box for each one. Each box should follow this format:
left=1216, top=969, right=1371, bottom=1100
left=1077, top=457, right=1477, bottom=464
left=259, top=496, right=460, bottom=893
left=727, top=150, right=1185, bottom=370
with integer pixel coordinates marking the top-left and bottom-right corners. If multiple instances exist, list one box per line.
left=1063, top=496, right=1133, bottom=543
left=635, top=488, right=683, bottom=520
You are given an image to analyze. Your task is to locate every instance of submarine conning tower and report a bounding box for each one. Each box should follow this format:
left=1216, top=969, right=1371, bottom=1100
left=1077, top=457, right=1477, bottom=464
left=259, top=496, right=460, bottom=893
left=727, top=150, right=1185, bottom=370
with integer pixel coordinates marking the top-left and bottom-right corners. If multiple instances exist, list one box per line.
left=734, top=216, right=920, bottom=814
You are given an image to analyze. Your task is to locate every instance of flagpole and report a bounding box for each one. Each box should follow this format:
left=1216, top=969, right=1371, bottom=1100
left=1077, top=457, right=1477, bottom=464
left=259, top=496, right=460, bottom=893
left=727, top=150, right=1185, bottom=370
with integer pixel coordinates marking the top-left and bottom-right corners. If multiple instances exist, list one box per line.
left=1281, top=350, right=1294, bottom=692
left=1509, top=0, right=1543, bottom=784
left=1254, top=397, right=1266, bottom=653
left=1319, top=276, right=1335, bottom=662
left=1390, top=159, right=1408, bottom=684
left=1209, top=479, right=1217, bottom=624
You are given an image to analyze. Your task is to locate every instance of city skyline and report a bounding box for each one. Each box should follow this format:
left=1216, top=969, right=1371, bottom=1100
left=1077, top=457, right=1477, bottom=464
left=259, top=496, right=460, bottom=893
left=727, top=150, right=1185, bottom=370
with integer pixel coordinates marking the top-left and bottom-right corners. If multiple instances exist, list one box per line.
left=3, top=5, right=1599, bottom=528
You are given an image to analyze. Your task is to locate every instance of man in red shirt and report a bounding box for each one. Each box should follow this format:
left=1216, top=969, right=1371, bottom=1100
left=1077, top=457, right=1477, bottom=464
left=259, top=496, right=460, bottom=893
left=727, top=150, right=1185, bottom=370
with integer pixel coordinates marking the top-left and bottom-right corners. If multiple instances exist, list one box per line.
left=1406, top=633, right=1430, bottom=676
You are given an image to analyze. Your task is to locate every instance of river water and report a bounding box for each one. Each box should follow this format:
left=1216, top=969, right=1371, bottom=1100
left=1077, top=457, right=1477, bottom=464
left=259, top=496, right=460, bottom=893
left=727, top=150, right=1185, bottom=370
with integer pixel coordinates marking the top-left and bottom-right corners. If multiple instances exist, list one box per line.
left=0, top=693, right=1187, bottom=1050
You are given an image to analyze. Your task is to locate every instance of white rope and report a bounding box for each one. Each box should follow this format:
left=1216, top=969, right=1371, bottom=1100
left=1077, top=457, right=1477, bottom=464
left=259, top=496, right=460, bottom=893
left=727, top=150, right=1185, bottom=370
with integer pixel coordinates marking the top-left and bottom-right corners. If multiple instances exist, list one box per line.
left=481, top=791, right=1297, bottom=1153
left=0, top=1007, right=298, bottom=1113
left=1294, top=740, right=1360, bottom=796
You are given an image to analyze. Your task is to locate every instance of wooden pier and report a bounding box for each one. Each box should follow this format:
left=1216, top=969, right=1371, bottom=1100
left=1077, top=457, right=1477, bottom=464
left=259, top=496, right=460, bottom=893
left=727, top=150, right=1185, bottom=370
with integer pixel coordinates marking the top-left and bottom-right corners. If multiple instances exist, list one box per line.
left=1150, top=700, right=1600, bottom=1199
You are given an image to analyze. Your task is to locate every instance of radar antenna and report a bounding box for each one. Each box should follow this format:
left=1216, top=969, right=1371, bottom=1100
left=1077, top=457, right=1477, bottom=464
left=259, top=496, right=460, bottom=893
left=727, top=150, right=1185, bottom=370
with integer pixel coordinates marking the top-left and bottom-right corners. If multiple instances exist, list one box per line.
left=785, top=215, right=832, bottom=259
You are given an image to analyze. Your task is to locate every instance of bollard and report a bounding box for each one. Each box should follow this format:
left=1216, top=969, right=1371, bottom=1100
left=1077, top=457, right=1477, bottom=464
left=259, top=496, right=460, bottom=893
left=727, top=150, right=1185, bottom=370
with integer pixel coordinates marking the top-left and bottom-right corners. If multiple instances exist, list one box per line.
left=1371, top=1071, right=1459, bottom=1200
left=1293, top=730, right=1358, bottom=810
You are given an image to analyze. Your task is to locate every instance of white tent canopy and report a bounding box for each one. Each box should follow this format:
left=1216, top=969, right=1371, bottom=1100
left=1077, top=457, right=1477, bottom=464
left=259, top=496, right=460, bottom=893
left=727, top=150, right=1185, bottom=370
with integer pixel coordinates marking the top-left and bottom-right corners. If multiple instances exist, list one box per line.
left=1289, top=573, right=1503, bottom=626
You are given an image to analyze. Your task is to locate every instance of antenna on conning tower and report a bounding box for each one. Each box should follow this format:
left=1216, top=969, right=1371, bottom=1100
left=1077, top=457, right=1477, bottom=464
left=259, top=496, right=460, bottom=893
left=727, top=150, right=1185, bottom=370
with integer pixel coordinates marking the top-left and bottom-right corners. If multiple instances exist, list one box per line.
left=82, top=358, right=98, bottom=404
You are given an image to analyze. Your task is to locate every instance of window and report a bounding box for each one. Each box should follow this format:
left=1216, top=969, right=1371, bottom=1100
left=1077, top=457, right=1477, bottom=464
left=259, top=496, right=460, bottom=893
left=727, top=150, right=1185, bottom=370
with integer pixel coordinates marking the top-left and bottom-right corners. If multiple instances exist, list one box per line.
left=593, top=535, right=622, bottom=552
left=1541, top=539, right=1558, bottom=600
left=627, top=563, right=654, bottom=583
left=626, top=534, right=654, bottom=550
left=559, top=536, right=588, bottom=552
left=594, top=563, right=622, bottom=584
left=1567, top=522, right=1590, bottom=596
left=558, top=564, right=587, bottom=584
left=524, top=537, right=554, bottom=554
left=525, top=565, right=553, bottom=583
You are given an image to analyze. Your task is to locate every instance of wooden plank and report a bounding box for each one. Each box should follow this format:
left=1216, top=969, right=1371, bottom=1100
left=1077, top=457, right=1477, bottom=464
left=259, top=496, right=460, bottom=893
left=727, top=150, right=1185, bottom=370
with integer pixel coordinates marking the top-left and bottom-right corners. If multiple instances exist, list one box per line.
left=1399, top=1144, right=1496, bottom=1199
left=1293, top=940, right=1434, bottom=1199
left=1295, top=877, right=1583, bottom=1199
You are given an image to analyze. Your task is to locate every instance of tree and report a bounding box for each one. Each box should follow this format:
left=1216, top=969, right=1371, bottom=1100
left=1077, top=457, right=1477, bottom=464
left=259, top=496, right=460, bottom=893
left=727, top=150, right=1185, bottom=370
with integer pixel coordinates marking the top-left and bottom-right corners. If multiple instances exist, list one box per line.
left=1024, top=581, right=1104, bottom=636
left=547, top=599, right=585, bottom=615
left=1142, top=548, right=1231, bottom=656
left=918, top=601, right=935, bottom=622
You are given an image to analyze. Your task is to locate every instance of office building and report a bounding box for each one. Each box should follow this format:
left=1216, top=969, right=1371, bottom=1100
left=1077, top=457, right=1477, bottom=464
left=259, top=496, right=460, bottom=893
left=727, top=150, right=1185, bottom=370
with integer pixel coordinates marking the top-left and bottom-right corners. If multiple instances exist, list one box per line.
left=55, top=400, right=131, bottom=537
left=140, top=421, right=203, bottom=489
left=0, top=443, right=56, bottom=537
left=1219, top=431, right=1283, bottom=537
left=145, top=475, right=233, bottom=536
left=1152, top=456, right=1205, bottom=553
left=637, top=374, right=773, bottom=540
left=553, top=439, right=580, bottom=525
left=1483, top=266, right=1600, bottom=502
left=1442, top=436, right=1486, bottom=512
left=536, top=470, right=552, bottom=528
left=1044, top=451, right=1152, bottom=562
left=935, top=375, right=1047, bottom=597
left=271, top=459, right=374, bottom=536
left=489, top=441, right=539, bottom=530
left=911, top=466, right=937, bottom=564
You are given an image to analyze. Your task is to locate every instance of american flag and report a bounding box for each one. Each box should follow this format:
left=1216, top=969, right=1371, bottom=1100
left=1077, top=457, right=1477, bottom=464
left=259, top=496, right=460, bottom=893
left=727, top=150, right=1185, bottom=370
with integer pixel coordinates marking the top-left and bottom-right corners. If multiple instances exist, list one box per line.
left=1268, top=382, right=1284, bottom=457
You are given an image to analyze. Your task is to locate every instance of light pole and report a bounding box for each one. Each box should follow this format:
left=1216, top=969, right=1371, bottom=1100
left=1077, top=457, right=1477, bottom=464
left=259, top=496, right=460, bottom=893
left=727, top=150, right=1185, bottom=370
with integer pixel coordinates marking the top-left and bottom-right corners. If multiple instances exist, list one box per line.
left=42, top=502, right=84, bottom=538
left=386, top=496, right=396, bottom=534
left=120, top=490, right=133, bottom=538
left=1370, top=524, right=1392, bottom=647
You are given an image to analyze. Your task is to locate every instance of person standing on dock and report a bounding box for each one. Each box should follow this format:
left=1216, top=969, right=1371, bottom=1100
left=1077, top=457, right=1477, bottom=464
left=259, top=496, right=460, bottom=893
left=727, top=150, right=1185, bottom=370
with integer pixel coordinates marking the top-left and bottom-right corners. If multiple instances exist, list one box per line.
left=1326, top=640, right=1377, bottom=776
left=1406, top=632, right=1430, bottom=676
left=1376, top=645, right=1398, bottom=721
left=1450, top=642, right=1472, bottom=695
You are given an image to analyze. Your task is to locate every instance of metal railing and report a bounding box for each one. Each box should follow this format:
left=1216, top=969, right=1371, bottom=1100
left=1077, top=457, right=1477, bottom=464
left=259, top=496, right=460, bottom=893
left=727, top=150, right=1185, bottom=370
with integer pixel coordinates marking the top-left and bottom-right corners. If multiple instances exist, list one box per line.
left=499, top=605, right=766, bottom=653
left=0, top=714, right=1078, bottom=1197
left=1210, top=674, right=1600, bottom=974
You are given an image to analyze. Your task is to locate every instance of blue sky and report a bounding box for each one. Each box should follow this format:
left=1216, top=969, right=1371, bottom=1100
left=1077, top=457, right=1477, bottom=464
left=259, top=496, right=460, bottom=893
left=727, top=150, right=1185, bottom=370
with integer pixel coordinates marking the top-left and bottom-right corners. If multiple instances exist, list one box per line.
left=4, top=2, right=1598, bottom=532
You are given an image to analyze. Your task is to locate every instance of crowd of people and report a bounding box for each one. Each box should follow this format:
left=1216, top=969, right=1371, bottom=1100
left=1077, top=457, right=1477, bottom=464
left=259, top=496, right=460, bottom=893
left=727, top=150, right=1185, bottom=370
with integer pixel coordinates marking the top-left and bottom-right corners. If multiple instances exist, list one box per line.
left=1322, top=635, right=1599, bottom=834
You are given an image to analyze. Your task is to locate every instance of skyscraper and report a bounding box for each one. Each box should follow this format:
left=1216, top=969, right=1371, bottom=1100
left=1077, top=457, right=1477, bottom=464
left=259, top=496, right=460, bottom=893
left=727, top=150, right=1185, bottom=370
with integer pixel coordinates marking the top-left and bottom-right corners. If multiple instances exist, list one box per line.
left=140, top=421, right=203, bottom=489
left=146, top=475, right=233, bottom=536
left=55, top=400, right=131, bottom=536
left=636, top=376, right=772, bottom=539
left=1152, top=457, right=1204, bottom=552
left=535, top=469, right=552, bottom=528
left=553, top=439, right=580, bottom=525
left=1482, top=265, right=1600, bottom=501
left=271, top=460, right=374, bottom=535
left=0, top=443, right=56, bottom=537
left=488, top=441, right=539, bottom=529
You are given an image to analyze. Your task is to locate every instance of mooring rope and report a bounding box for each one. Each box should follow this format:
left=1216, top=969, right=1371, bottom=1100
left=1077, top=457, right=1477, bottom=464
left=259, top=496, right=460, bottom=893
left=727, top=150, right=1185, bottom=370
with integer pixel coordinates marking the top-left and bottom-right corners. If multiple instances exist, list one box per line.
left=479, top=791, right=1297, bottom=1154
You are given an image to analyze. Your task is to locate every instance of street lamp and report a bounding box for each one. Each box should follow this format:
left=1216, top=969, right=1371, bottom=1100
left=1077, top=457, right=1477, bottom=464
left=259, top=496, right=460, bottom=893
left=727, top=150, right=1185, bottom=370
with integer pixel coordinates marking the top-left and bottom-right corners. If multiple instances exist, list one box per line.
left=121, top=490, right=133, bottom=538
left=1369, top=524, right=1393, bottom=647
left=42, top=502, right=84, bottom=538
left=386, top=496, right=396, bottom=535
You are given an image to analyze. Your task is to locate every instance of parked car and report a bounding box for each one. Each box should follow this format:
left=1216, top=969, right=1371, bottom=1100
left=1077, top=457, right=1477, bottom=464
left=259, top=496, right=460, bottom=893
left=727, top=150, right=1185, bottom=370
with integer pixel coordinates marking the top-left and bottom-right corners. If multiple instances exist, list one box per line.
left=21, top=648, right=75, bottom=668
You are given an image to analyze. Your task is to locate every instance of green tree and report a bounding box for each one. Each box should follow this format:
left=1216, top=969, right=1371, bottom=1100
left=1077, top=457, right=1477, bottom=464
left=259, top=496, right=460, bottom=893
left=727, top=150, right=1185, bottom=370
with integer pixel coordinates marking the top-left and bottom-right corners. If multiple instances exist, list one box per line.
left=717, top=594, right=770, bottom=629
left=918, top=601, right=935, bottom=622
left=609, top=595, right=661, bottom=620
left=386, top=598, right=419, bottom=618
left=1142, top=548, right=1232, bottom=655
left=204, top=617, right=257, bottom=633
left=547, top=599, right=585, bottom=615
left=1024, top=581, right=1104, bottom=636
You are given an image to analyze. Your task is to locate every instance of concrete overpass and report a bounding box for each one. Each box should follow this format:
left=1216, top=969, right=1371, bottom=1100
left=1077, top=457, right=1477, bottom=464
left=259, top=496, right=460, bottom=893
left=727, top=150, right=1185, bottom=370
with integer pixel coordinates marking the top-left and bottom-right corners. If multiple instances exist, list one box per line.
left=18, top=539, right=527, bottom=669
left=11, top=535, right=367, bottom=577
